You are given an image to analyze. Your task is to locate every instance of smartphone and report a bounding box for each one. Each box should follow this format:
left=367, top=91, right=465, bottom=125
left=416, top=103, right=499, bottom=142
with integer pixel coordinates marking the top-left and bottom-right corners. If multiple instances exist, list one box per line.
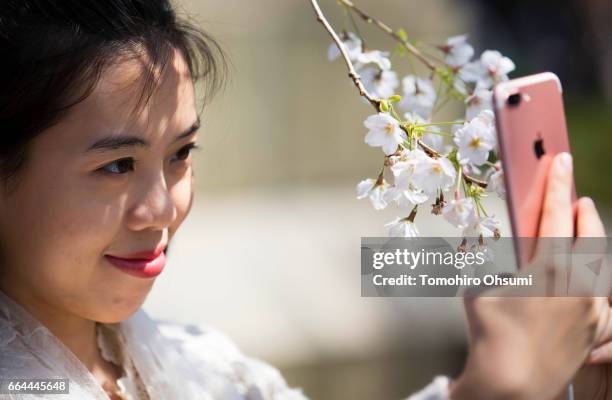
left=493, top=72, right=576, bottom=269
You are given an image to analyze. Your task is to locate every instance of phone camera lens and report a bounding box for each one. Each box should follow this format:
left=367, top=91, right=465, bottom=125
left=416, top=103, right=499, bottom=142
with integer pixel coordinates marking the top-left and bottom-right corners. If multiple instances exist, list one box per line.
left=507, top=93, right=522, bottom=107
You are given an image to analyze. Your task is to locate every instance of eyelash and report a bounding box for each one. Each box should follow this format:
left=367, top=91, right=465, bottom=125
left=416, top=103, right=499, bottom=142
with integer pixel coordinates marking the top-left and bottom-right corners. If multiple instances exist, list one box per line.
left=97, top=143, right=200, bottom=176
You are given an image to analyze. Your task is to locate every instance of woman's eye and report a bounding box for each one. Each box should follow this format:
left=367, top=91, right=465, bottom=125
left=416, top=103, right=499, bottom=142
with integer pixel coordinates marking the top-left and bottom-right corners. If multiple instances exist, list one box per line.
left=98, top=158, right=135, bottom=175
left=171, top=143, right=199, bottom=163
left=95, top=143, right=198, bottom=176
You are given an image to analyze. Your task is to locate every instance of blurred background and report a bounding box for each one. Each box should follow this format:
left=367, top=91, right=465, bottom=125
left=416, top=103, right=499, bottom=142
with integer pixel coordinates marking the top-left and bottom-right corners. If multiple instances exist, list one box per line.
left=143, top=1, right=612, bottom=399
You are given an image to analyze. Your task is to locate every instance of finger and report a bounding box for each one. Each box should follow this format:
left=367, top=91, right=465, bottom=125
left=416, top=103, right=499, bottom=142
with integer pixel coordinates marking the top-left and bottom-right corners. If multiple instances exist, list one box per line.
left=532, top=153, right=574, bottom=294
left=571, top=198, right=609, bottom=295
left=527, top=249, right=572, bottom=296
left=594, top=297, right=612, bottom=343
left=576, top=197, right=606, bottom=238
left=587, top=339, right=612, bottom=364
left=462, top=295, right=479, bottom=333
left=538, top=152, right=574, bottom=238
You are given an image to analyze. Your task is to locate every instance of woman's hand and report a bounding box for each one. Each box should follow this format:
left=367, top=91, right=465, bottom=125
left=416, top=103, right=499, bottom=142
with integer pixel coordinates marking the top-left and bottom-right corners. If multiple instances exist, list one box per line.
left=449, top=152, right=610, bottom=400
left=559, top=201, right=612, bottom=400
left=550, top=152, right=612, bottom=400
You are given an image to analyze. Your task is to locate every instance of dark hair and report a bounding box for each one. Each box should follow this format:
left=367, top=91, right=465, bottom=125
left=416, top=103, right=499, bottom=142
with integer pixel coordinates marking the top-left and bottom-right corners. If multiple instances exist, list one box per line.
left=0, top=0, right=226, bottom=189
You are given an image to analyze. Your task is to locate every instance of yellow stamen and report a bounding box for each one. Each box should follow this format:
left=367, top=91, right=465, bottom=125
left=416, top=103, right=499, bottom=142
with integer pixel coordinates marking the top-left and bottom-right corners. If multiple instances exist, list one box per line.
left=384, top=123, right=394, bottom=135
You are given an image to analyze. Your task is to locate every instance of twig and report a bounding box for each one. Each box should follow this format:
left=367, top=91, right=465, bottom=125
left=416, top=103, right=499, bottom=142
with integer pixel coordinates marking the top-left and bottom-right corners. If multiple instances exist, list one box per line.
left=464, top=174, right=487, bottom=188
left=309, top=0, right=380, bottom=109
left=309, top=0, right=486, bottom=188
left=338, top=0, right=437, bottom=71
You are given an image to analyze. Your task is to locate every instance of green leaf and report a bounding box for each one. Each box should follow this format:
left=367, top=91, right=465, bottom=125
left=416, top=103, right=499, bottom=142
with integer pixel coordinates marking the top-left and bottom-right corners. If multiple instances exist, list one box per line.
left=448, top=148, right=460, bottom=169
left=379, top=100, right=389, bottom=112
left=397, top=28, right=408, bottom=42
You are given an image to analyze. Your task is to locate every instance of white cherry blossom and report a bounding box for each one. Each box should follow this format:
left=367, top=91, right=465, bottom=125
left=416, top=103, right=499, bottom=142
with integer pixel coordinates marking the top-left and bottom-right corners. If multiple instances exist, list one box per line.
left=385, top=217, right=419, bottom=238
left=327, top=31, right=362, bottom=62
left=356, top=50, right=391, bottom=70
left=486, top=166, right=506, bottom=199
left=453, top=110, right=497, bottom=166
left=442, top=34, right=474, bottom=68
left=412, top=156, right=457, bottom=194
left=386, top=148, right=431, bottom=208
left=364, top=113, right=406, bottom=155
left=386, top=151, right=431, bottom=208
left=356, top=178, right=390, bottom=210
left=384, top=185, right=429, bottom=209
left=465, top=88, right=492, bottom=121
left=399, top=75, right=436, bottom=118
left=319, top=21, right=513, bottom=238
left=389, top=148, right=429, bottom=183
left=442, top=197, right=477, bottom=228
left=360, top=67, right=399, bottom=99
left=461, top=50, right=515, bottom=89
left=462, top=215, right=501, bottom=238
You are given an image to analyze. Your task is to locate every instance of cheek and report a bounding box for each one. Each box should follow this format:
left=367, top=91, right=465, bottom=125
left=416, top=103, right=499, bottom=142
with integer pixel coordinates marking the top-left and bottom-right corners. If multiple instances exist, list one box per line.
left=3, top=176, right=115, bottom=267
left=35, top=184, right=121, bottom=260
left=0, top=176, right=144, bottom=319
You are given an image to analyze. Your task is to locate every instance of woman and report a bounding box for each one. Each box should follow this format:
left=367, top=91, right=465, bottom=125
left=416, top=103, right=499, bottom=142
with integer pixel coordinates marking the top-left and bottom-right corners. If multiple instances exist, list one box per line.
left=0, top=1, right=610, bottom=399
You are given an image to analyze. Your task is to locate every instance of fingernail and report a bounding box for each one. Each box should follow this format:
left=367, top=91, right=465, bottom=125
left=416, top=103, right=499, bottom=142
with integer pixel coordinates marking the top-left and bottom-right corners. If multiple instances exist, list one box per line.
left=557, top=152, right=572, bottom=173
left=582, top=197, right=594, bottom=207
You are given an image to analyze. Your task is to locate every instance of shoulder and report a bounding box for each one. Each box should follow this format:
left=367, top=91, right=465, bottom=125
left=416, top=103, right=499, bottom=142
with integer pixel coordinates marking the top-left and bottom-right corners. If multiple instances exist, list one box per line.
left=155, top=320, right=309, bottom=400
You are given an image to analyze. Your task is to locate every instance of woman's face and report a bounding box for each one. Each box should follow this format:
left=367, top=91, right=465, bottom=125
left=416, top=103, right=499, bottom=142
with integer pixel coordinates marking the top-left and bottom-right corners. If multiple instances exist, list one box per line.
left=0, top=50, right=198, bottom=323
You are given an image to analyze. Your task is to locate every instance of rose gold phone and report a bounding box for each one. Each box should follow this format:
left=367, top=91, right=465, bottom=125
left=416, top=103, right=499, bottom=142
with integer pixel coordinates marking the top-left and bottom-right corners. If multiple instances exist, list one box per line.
left=493, top=72, right=576, bottom=268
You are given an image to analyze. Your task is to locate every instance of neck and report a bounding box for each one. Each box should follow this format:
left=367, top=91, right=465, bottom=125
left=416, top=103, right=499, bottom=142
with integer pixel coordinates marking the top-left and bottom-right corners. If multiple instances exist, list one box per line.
left=0, top=285, right=102, bottom=370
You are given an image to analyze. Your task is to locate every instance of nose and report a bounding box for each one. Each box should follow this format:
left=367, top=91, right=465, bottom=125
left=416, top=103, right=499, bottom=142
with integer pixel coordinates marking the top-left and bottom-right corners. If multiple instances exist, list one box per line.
left=126, top=170, right=177, bottom=232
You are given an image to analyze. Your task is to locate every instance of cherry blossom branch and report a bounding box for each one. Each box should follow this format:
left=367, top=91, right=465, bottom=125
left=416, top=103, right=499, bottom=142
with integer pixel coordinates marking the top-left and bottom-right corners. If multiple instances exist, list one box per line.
left=309, top=0, right=380, bottom=108
left=337, top=0, right=437, bottom=71
left=463, top=174, right=487, bottom=188
left=309, top=0, right=487, bottom=188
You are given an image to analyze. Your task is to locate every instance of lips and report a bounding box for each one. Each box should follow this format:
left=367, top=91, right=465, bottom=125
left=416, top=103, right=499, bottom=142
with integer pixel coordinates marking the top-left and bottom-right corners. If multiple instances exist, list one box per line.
left=105, top=244, right=167, bottom=278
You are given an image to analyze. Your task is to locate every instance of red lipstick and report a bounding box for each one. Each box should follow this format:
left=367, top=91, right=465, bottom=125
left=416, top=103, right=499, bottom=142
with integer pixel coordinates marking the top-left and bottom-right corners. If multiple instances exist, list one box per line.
left=105, top=244, right=167, bottom=278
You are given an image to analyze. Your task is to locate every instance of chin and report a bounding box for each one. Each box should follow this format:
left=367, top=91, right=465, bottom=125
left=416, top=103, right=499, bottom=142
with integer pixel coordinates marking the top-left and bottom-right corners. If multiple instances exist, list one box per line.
left=93, top=290, right=151, bottom=324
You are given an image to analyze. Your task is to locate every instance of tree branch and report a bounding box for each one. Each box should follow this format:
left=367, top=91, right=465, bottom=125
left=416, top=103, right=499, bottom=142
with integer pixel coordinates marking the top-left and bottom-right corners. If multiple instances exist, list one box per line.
left=338, top=0, right=437, bottom=71
left=308, top=0, right=380, bottom=109
left=463, top=174, right=488, bottom=188
left=309, top=0, right=487, bottom=189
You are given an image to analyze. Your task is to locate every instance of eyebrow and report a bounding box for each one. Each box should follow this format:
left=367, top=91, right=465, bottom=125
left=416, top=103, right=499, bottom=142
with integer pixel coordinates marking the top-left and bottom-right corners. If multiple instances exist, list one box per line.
left=85, top=118, right=200, bottom=153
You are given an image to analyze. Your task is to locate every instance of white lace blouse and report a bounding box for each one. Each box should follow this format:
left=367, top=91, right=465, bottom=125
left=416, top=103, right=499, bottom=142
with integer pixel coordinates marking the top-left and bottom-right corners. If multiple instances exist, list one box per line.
left=0, top=289, right=450, bottom=399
